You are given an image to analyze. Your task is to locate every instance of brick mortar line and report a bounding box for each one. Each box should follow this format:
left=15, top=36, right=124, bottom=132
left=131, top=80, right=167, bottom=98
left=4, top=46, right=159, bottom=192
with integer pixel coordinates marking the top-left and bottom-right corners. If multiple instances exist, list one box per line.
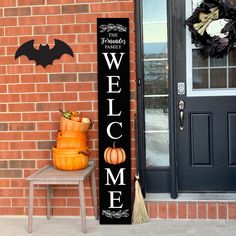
left=227, top=202, right=229, bottom=220
left=22, top=12, right=94, bottom=17
left=205, top=202, right=208, bottom=219
left=0, top=4, right=93, bottom=9
left=4, top=71, right=94, bottom=76
left=88, top=2, right=91, bottom=14
left=0, top=196, right=95, bottom=199
left=4, top=90, right=97, bottom=94
left=0, top=32, right=98, bottom=40
left=0, top=41, right=98, bottom=45
left=3, top=23, right=6, bottom=37
left=4, top=61, right=95, bottom=64
left=166, top=202, right=169, bottom=219
left=146, top=200, right=236, bottom=203
left=196, top=202, right=198, bottom=219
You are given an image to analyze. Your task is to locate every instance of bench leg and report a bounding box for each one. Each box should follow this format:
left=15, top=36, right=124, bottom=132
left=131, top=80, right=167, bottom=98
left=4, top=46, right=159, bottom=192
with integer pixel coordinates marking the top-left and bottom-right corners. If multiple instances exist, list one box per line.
left=91, top=170, right=98, bottom=220
left=28, top=181, right=34, bottom=233
left=47, top=185, right=52, bottom=219
left=79, top=181, right=87, bottom=233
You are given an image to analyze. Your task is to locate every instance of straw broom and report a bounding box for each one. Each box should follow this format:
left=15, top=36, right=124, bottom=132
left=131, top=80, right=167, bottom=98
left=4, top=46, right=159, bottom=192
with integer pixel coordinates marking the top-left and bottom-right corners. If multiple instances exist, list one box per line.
left=132, top=113, right=149, bottom=224
left=132, top=174, right=149, bottom=224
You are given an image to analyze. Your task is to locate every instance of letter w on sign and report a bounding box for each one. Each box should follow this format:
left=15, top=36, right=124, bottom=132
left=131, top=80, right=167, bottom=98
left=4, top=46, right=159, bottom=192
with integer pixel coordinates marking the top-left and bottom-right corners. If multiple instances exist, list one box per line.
left=102, top=53, right=125, bottom=70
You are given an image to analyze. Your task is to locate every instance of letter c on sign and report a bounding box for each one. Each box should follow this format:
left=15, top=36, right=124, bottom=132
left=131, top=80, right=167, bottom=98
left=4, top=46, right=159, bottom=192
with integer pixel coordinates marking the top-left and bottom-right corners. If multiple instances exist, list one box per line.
left=107, top=122, right=122, bottom=139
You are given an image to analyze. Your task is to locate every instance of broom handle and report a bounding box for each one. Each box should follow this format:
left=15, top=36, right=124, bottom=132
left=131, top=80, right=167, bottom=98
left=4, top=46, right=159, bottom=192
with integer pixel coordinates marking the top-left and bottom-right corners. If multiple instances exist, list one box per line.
left=134, top=113, right=139, bottom=180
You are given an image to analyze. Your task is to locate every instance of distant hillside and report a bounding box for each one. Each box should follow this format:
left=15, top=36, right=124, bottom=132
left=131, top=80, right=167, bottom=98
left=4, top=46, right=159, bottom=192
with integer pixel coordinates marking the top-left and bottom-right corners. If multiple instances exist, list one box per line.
left=144, top=42, right=167, bottom=55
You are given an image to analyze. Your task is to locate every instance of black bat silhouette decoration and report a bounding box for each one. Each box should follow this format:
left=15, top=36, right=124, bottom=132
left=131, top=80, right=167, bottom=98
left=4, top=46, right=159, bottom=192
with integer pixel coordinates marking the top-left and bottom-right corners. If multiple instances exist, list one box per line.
left=15, top=39, right=74, bottom=68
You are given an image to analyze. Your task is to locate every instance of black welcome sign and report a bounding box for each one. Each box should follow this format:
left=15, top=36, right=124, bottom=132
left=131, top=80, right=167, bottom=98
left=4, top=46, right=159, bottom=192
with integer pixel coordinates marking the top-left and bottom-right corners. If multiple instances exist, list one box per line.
left=97, top=18, right=131, bottom=224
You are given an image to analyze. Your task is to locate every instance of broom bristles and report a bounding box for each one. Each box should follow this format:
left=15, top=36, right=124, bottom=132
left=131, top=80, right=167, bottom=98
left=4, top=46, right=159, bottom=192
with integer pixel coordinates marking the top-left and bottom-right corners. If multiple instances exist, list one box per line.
left=132, top=179, right=149, bottom=224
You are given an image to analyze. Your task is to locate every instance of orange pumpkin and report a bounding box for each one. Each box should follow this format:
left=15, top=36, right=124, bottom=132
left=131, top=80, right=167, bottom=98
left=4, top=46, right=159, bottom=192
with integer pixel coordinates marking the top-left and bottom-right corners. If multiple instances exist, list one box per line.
left=104, top=142, right=126, bottom=165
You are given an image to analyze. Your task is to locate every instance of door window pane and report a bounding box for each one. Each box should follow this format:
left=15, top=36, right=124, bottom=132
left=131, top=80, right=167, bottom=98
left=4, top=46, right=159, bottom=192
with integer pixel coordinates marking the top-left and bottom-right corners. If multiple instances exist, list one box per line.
left=145, top=132, right=169, bottom=167
left=229, top=68, right=236, bottom=87
left=193, top=50, right=208, bottom=67
left=210, top=69, right=227, bottom=88
left=144, top=60, right=168, bottom=95
left=229, top=48, right=236, bottom=66
left=210, top=57, right=227, bottom=67
left=193, top=69, right=208, bottom=89
left=145, top=97, right=169, bottom=131
left=143, top=0, right=169, bottom=167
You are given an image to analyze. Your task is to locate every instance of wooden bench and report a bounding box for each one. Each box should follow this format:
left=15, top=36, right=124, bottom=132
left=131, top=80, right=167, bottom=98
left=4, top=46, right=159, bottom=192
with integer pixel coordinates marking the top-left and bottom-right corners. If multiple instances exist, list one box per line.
left=27, top=161, right=97, bottom=233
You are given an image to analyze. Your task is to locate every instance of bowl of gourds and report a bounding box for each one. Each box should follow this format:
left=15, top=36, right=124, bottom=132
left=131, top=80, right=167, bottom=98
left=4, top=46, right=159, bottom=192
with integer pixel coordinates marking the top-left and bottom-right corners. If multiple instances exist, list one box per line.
left=59, top=109, right=92, bottom=132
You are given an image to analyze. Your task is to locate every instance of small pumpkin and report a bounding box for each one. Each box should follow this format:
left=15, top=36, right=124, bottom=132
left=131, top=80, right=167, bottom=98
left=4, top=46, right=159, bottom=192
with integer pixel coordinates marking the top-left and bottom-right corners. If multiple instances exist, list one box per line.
left=104, top=142, right=126, bottom=165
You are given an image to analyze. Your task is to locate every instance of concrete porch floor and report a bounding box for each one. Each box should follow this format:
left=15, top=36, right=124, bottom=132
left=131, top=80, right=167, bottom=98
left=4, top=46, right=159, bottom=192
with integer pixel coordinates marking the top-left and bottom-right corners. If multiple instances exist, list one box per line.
left=1, top=217, right=236, bottom=236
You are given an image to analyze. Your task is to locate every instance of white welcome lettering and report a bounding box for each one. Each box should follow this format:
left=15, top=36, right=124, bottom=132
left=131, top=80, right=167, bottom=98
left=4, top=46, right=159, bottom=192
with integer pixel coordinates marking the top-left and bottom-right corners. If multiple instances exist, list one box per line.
left=106, top=75, right=121, bottom=93
left=106, top=122, right=122, bottom=139
left=102, top=52, right=125, bottom=70
left=107, top=99, right=122, bottom=116
left=105, top=168, right=125, bottom=185
left=108, top=191, right=123, bottom=209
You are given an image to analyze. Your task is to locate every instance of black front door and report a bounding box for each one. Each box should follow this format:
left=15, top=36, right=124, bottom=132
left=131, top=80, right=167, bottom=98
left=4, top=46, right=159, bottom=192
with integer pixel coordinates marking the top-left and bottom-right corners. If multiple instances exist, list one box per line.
left=175, top=1, right=236, bottom=191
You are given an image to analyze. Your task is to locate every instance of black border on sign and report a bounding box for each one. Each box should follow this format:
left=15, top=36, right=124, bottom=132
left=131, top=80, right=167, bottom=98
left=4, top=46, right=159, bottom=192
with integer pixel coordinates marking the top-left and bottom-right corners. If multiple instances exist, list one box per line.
left=97, top=18, right=131, bottom=224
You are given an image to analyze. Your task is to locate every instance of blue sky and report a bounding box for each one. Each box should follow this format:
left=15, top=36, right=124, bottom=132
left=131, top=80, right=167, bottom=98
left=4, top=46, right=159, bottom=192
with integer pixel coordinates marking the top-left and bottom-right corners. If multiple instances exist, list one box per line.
left=143, top=0, right=167, bottom=43
left=143, top=0, right=167, bottom=22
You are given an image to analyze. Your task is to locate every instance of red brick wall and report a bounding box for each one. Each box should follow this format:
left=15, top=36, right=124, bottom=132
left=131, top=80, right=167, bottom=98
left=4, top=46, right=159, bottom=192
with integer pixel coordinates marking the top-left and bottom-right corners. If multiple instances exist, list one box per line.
left=0, top=0, right=136, bottom=216
left=146, top=201, right=236, bottom=220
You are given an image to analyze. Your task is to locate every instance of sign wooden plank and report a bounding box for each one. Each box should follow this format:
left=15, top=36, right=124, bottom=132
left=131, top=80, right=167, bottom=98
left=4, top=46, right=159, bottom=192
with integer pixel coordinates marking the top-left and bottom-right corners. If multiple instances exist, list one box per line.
left=97, top=18, right=131, bottom=224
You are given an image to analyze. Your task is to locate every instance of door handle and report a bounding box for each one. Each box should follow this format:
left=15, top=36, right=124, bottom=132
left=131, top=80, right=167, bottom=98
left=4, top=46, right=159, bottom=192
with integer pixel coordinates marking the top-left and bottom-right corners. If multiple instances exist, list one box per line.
left=179, top=110, right=184, bottom=131
left=178, top=100, right=185, bottom=131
